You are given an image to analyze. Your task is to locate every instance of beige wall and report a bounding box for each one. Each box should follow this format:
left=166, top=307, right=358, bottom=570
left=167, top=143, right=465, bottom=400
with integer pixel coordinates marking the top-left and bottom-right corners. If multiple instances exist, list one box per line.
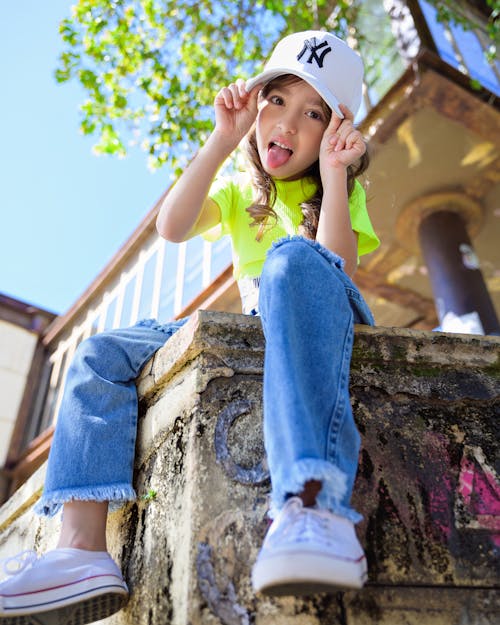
left=0, top=320, right=37, bottom=464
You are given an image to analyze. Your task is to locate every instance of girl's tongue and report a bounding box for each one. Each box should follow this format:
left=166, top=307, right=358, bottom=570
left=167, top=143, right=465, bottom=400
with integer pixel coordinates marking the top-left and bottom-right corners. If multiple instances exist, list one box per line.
left=267, top=143, right=292, bottom=169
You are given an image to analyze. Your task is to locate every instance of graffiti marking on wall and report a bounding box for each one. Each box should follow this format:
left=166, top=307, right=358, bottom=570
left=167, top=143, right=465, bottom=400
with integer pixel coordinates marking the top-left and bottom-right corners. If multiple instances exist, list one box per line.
left=455, top=445, right=500, bottom=546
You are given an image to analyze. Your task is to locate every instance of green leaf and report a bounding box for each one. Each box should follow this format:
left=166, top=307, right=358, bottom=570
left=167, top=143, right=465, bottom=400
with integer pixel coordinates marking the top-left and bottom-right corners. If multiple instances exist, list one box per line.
left=57, top=0, right=499, bottom=172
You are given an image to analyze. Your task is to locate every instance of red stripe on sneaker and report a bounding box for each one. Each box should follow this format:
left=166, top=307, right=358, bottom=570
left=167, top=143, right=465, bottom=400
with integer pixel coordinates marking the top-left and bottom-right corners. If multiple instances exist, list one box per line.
left=3, top=583, right=127, bottom=612
left=2, top=574, right=123, bottom=598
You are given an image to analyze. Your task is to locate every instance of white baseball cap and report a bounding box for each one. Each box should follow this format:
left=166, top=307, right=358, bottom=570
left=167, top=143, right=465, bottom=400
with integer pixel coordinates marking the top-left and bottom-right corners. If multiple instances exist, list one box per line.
left=245, top=31, right=364, bottom=119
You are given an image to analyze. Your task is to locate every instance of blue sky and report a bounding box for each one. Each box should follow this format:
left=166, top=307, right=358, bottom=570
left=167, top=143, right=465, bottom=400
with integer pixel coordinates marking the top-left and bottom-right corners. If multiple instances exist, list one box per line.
left=1, top=1, right=170, bottom=315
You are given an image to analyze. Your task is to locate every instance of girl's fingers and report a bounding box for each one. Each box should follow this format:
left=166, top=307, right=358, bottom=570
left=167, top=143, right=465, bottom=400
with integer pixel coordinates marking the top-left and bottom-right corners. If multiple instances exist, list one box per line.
left=346, top=130, right=361, bottom=151
left=336, top=129, right=363, bottom=153
left=228, top=83, right=243, bottom=108
left=236, top=78, right=247, bottom=98
left=326, top=110, right=343, bottom=134
left=320, top=105, right=366, bottom=164
left=215, top=86, right=234, bottom=109
left=326, top=123, right=349, bottom=151
left=325, top=103, right=355, bottom=138
left=334, top=120, right=364, bottom=151
left=218, top=81, right=256, bottom=110
left=214, top=81, right=259, bottom=137
left=339, top=103, right=355, bottom=121
left=246, top=84, right=262, bottom=109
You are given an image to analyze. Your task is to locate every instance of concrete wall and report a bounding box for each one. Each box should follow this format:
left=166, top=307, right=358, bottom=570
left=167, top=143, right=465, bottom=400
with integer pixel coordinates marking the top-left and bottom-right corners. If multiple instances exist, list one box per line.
left=0, top=321, right=37, bottom=464
left=0, top=311, right=498, bottom=624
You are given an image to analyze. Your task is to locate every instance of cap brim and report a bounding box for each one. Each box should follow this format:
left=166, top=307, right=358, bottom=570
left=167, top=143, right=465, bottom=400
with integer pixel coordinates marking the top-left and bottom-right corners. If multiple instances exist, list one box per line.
left=245, top=69, right=344, bottom=118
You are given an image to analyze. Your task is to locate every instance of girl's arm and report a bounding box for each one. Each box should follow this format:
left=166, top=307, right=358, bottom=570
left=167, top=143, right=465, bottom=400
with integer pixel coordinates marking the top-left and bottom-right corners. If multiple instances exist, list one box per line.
left=156, top=134, right=229, bottom=242
left=157, top=81, right=260, bottom=242
left=317, top=105, right=366, bottom=277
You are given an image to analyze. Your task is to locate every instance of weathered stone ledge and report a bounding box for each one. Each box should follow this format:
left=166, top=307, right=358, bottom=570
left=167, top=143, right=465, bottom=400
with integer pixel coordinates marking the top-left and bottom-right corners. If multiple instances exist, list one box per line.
left=0, top=311, right=498, bottom=624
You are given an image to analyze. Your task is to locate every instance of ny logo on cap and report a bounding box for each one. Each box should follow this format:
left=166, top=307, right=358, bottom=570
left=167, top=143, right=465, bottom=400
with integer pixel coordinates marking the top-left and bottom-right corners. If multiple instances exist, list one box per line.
left=297, top=37, right=332, bottom=68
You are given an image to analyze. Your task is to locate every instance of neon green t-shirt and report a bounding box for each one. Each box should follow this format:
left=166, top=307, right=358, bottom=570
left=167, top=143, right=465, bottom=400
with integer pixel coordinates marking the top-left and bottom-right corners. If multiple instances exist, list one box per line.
left=203, top=173, right=379, bottom=280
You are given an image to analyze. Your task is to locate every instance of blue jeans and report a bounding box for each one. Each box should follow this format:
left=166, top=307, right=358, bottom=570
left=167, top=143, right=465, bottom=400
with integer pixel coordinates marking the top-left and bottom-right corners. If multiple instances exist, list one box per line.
left=36, top=237, right=374, bottom=523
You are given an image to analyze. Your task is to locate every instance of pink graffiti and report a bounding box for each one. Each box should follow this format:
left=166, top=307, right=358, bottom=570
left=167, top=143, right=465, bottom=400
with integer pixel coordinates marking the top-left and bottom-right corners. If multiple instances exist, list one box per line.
left=457, top=446, right=500, bottom=546
left=428, top=473, right=453, bottom=540
left=423, top=431, right=454, bottom=541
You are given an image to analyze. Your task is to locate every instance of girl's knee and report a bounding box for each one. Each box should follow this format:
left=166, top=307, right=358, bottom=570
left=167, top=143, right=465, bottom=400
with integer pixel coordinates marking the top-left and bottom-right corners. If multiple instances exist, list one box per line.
left=263, top=237, right=344, bottom=289
left=70, top=325, right=166, bottom=381
left=267, top=237, right=311, bottom=265
left=263, top=238, right=312, bottom=282
left=71, top=332, right=123, bottom=376
left=75, top=332, right=113, bottom=359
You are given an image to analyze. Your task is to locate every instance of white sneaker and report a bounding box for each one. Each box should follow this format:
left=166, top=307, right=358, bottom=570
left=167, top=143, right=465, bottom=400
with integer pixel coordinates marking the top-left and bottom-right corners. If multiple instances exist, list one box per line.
left=0, top=548, right=129, bottom=624
left=252, top=497, right=367, bottom=595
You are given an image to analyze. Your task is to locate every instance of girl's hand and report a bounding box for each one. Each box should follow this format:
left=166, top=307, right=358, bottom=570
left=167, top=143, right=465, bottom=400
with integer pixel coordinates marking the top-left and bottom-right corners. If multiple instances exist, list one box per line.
left=213, top=79, right=260, bottom=150
left=319, top=104, right=366, bottom=178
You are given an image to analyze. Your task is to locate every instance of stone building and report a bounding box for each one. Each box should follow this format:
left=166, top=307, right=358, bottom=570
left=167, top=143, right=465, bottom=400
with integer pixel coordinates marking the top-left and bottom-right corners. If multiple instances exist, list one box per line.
left=0, top=1, right=498, bottom=623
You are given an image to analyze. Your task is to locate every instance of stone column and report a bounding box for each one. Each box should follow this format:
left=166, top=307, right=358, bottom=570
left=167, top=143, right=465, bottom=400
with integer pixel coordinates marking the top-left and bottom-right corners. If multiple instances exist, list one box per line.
left=419, top=209, right=500, bottom=335
left=397, top=191, right=500, bottom=335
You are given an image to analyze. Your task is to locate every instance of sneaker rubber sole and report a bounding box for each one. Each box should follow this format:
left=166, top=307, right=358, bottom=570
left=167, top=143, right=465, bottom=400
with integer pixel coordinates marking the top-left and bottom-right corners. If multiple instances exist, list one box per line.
left=252, top=550, right=368, bottom=596
left=0, top=585, right=128, bottom=624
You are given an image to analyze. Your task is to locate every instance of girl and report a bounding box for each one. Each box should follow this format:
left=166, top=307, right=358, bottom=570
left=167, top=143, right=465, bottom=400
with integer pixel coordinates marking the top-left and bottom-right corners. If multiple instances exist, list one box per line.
left=0, top=30, right=379, bottom=624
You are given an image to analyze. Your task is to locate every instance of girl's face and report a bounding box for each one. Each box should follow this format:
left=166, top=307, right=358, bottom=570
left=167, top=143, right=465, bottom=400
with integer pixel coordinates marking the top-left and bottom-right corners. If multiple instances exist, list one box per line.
left=255, top=77, right=330, bottom=181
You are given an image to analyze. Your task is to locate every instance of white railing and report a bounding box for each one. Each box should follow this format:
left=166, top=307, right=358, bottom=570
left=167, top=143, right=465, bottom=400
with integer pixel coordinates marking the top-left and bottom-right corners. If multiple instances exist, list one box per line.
left=36, top=233, right=232, bottom=435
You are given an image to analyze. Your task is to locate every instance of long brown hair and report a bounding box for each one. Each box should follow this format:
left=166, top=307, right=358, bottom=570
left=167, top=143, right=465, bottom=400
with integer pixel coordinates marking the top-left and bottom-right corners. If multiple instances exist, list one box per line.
left=243, top=74, right=369, bottom=241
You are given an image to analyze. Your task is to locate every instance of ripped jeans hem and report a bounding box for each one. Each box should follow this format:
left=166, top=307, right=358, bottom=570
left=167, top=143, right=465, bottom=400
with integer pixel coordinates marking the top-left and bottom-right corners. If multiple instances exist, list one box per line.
left=34, top=484, right=137, bottom=517
left=268, top=457, right=363, bottom=524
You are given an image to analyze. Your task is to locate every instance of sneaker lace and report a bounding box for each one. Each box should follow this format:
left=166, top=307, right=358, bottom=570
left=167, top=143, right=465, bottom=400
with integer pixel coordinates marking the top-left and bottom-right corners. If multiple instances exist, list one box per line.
left=287, top=506, right=332, bottom=543
left=268, top=499, right=333, bottom=547
left=2, top=550, right=38, bottom=577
